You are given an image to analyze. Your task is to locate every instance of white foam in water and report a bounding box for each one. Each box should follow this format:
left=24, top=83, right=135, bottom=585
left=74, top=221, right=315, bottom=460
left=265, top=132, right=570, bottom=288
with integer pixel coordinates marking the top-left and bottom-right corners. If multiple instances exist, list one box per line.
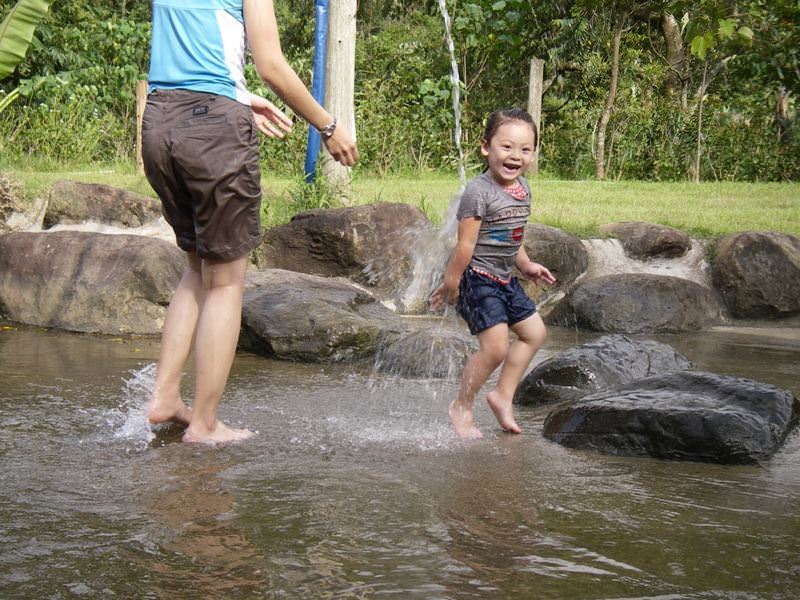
left=46, top=217, right=174, bottom=242
left=324, top=414, right=456, bottom=452
left=581, top=238, right=712, bottom=287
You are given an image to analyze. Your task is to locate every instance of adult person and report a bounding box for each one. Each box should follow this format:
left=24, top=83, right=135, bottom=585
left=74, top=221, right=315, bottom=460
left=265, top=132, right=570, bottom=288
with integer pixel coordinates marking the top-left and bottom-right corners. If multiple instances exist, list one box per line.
left=143, top=0, right=358, bottom=444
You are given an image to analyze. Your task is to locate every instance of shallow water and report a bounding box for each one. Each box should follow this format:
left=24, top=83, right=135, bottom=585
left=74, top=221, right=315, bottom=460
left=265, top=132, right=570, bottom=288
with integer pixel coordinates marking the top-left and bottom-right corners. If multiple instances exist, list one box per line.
left=1, top=322, right=799, bottom=599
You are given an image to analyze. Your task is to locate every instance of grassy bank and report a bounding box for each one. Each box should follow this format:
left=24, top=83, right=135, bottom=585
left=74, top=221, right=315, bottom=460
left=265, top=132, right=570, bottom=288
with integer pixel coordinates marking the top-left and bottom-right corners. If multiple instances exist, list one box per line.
left=3, top=163, right=798, bottom=238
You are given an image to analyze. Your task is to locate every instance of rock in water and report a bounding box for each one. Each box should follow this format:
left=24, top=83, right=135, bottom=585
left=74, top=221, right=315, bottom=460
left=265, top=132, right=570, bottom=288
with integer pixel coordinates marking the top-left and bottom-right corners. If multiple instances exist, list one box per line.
left=543, top=370, right=799, bottom=464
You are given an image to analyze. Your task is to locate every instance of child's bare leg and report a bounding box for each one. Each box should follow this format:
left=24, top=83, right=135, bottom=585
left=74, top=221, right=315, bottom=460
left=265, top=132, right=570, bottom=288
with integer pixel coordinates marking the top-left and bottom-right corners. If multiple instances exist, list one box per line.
left=147, top=253, right=203, bottom=426
left=486, top=313, right=547, bottom=433
left=182, top=256, right=254, bottom=445
left=451, top=325, right=508, bottom=438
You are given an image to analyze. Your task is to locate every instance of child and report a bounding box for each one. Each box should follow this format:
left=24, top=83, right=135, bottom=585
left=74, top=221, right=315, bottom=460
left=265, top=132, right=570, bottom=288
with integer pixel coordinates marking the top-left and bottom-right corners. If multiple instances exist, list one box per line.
left=430, top=108, right=555, bottom=439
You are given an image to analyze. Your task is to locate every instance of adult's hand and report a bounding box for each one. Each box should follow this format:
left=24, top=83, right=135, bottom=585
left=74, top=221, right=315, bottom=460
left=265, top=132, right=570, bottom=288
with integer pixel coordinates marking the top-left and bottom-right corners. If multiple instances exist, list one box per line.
left=250, top=93, right=293, bottom=138
left=322, top=125, right=359, bottom=166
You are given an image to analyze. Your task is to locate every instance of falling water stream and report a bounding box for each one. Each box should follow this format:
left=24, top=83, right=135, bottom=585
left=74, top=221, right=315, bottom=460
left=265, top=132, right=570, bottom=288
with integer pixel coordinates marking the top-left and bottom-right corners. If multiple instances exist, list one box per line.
left=437, top=0, right=467, bottom=191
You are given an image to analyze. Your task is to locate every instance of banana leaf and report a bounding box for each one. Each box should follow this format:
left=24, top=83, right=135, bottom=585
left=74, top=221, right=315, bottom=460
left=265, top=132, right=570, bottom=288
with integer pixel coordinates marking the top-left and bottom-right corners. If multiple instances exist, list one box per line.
left=0, top=0, right=51, bottom=81
left=0, top=86, right=20, bottom=112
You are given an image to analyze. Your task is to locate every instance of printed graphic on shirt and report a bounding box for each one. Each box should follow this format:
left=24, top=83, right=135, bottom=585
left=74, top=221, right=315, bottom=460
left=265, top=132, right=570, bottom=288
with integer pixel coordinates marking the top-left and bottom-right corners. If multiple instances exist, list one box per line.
left=486, top=226, right=526, bottom=243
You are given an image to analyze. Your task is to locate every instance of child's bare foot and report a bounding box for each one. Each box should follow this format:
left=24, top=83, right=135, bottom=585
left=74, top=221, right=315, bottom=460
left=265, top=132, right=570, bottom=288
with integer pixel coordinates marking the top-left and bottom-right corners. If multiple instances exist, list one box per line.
left=182, top=420, right=255, bottom=445
left=449, top=401, right=483, bottom=439
left=147, top=396, right=192, bottom=427
left=486, top=391, right=522, bottom=434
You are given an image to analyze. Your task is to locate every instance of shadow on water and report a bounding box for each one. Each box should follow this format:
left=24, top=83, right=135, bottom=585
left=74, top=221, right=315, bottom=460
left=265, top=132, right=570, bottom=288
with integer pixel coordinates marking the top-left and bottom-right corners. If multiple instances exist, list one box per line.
left=1, top=322, right=799, bottom=598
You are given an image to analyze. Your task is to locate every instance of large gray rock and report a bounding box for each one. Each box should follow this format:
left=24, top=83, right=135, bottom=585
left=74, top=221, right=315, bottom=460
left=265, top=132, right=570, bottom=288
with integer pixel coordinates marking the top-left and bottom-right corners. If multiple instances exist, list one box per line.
left=0, top=231, right=183, bottom=334
left=712, top=231, right=800, bottom=319
left=599, top=221, right=691, bottom=259
left=240, top=269, right=390, bottom=362
left=553, top=273, right=724, bottom=332
left=256, top=203, right=432, bottom=296
left=44, top=180, right=162, bottom=229
left=521, top=224, right=588, bottom=293
left=515, top=334, right=692, bottom=406
left=373, top=327, right=475, bottom=379
left=542, top=370, right=799, bottom=464
left=240, top=269, right=474, bottom=373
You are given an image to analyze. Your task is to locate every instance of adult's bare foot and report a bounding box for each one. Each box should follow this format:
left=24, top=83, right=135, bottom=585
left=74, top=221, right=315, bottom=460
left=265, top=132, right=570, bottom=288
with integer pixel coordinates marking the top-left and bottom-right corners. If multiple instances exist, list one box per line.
left=147, top=396, right=192, bottom=427
left=182, top=420, right=255, bottom=445
left=486, top=391, right=522, bottom=434
left=449, top=401, right=483, bottom=439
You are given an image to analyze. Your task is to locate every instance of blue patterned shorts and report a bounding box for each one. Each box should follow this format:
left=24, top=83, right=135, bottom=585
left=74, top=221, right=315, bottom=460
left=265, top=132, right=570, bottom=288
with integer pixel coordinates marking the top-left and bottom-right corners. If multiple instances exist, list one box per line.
left=456, top=268, right=537, bottom=335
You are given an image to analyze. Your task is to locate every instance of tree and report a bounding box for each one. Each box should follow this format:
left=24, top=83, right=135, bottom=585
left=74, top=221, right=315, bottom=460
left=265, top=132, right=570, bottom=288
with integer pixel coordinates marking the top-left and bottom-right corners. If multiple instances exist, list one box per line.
left=669, top=1, right=755, bottom=181
left=572, top=1, right=659, bottom=180
left=322, top=0, right=357, bottom=199
left=0, top=0, right=50, bottom=113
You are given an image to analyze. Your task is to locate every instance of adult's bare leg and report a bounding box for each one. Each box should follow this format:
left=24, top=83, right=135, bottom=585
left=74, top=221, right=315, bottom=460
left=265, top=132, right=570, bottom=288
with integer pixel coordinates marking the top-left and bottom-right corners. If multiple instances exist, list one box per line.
left=450, top=324, right=508, bottom=438
left=486, top=313, right=547, bottom=433
left=147, top=252, right=203, bottom=426
left=182, top=255, right=254, bottom=444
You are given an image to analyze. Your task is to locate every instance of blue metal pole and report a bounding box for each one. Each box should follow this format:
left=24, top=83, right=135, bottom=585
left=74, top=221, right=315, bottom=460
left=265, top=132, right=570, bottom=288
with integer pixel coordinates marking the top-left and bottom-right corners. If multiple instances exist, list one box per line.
left=304, top=0, right=329, bottom=183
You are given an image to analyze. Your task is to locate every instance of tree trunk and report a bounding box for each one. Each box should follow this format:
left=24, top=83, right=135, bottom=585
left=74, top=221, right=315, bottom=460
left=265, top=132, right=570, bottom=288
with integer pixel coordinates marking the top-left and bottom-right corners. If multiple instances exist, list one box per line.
left=527, top=57, right=544, bottom=176
left=595, top=22, right=622, bottom=181
left=660, top=12, right=686, bottom=104
left=322, top=0, right=357, bottom=203
left=776, top=86, right=791, bottom=142
left=135, top=80, right=147, bottom=175
left=693, top=61, right=708, bottom=183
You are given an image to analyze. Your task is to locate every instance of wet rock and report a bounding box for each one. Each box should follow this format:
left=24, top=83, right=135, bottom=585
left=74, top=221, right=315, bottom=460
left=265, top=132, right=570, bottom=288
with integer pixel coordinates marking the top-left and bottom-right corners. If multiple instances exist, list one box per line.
left=515, top=334, right=691, bottom=406
left=0, top=231, right=183, bottom=334
left=521, top=224, right=588, bottom=293
left=553, top=273, right=724, bottom=333
left=241, top=269, right=474, bottom=372
left=542, top=370, right=800, bottom=464
left=374, top=327, right=475, bottom=378
left=256, top=203, right=432, bottom=297
left=240, top=269, right=392, bottom=362
left=599, top=221, right=691, bottom=259
left=711, top=231, right=800, bottom=319
left=44, top=180, right=162, bottom=229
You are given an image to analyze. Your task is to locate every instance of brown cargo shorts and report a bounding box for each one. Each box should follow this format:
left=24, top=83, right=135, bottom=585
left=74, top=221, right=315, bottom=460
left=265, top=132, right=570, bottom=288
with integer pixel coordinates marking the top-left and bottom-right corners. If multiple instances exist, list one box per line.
left=142, top=89, right=262, bottom=261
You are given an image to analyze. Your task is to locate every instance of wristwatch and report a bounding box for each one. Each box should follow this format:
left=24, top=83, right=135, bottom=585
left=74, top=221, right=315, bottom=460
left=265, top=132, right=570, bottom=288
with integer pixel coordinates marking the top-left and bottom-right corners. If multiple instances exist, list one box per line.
left=318, top=118, right=337, bottom=139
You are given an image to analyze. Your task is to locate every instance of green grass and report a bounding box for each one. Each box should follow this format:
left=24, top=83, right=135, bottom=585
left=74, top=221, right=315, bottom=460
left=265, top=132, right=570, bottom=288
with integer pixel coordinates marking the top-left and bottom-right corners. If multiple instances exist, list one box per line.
left=2, top=163, right=799, bottom=238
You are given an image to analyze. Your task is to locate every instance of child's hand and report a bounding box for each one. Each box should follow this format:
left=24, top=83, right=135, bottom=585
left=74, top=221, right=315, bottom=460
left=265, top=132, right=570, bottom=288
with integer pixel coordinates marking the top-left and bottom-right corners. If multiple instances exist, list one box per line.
left=249, top=93, right=294, bottom=138
left=429, top=283, right=458, bottom=312
left=521, top=262, right=556, bottom=286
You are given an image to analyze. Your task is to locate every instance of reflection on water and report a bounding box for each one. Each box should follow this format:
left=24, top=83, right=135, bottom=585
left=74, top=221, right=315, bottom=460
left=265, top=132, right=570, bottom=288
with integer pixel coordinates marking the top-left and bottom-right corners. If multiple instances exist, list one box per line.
left=1, top=323, right=799, bottom=598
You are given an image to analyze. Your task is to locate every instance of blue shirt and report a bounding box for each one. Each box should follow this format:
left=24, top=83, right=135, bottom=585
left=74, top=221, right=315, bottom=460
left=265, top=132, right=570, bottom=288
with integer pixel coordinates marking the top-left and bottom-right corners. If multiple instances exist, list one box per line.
left=148, top=0, right=250, bottom=104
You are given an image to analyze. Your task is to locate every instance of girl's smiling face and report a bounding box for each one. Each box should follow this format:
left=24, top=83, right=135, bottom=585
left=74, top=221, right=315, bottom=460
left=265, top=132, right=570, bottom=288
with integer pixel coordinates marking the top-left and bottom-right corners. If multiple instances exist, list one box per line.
left=480, top=119, right=536, bottom=187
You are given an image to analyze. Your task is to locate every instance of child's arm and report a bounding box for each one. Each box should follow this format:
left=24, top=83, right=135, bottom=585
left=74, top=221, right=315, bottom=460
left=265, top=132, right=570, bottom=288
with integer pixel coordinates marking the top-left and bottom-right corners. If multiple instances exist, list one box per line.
left=430, top=217, right=481, bottom=311
left=243, top=0, right=358, bottom=166
left=515, top=246, right=556, bottom=286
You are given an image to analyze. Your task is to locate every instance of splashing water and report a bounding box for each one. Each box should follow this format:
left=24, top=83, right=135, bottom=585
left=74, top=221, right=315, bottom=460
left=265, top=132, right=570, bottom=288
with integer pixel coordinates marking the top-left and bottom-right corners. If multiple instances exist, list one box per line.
left=398, top=195, right=462, bottom=312
left=438, top=0, right=466, bottom=190
left=103, top=363, right=157, bottom=448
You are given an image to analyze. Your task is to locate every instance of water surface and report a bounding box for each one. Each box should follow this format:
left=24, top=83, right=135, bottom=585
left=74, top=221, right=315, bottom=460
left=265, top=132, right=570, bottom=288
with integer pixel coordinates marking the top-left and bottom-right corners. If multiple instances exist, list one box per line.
left=1, top=323, right=798, bottom=599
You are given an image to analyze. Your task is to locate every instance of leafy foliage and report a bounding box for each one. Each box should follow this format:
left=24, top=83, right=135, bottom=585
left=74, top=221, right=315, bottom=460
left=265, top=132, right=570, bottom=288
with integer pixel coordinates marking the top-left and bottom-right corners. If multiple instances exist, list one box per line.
left=0, top=0, right=797, bottom=180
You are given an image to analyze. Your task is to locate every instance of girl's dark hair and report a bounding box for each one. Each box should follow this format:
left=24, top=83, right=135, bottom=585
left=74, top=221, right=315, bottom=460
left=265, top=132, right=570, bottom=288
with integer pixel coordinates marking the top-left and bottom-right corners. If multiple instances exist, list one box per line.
left=482, top=108, right=538, bottom=150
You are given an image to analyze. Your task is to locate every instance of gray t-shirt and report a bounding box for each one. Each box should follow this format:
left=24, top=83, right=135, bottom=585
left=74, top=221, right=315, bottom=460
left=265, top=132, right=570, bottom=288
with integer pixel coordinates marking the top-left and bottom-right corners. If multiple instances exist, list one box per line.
left=456, top=172, right=531, bottom=282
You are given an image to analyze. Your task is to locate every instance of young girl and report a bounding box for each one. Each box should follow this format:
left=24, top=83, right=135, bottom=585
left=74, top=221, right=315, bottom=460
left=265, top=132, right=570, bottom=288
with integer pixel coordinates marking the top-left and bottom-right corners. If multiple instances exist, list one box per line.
left=430, top=108, right=555, bottom=439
